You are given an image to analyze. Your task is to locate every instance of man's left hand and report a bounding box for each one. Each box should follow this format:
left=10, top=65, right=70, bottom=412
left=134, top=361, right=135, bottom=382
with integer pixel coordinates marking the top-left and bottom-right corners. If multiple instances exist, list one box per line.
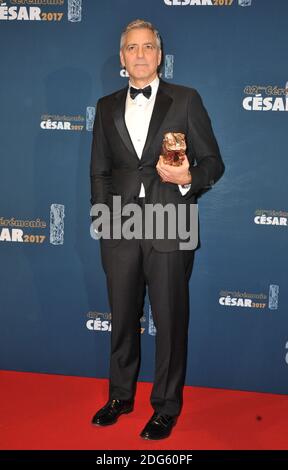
left=156, top=154, right=192, bottom=185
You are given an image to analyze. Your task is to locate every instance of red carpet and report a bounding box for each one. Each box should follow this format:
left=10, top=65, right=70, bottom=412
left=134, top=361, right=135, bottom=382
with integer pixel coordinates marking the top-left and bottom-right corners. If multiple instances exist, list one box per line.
left=1, top=370, right=287, bottom=450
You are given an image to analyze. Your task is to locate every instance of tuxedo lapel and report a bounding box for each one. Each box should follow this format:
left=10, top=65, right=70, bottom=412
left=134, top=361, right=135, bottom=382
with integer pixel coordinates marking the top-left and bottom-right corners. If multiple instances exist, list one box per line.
left=141, top=81, right=173, bottom=160
left=112, top=85, right=138, bottom=161
left=112, top=79, right=173, bottom=162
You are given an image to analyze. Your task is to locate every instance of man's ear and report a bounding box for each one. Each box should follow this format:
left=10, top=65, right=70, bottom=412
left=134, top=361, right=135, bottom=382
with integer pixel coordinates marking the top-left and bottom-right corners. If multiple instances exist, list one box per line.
left=158, top=49, right=162, bottom=66
left=120, top=50, right=125, bottom=68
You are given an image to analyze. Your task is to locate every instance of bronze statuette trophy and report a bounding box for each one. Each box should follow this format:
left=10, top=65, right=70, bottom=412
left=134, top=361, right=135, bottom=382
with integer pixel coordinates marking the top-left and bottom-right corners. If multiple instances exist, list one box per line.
left=161, top=132, right=186, bottom=166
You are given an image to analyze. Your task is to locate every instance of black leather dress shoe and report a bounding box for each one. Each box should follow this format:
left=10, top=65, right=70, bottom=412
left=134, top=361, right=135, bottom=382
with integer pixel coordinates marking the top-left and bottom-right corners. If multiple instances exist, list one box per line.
left=140, top=412, right=177, bottom=440
left=91, top=399, right=134, bottom=426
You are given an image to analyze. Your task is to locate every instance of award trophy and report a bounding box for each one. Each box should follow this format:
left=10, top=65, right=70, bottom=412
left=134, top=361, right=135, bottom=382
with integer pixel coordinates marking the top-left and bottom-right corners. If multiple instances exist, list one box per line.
left=161, top=132, right=186, bottom=166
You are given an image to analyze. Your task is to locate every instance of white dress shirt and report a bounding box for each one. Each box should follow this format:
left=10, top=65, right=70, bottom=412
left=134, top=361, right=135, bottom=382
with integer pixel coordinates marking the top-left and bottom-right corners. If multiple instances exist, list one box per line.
left=125, top=75, right=190, bottom=197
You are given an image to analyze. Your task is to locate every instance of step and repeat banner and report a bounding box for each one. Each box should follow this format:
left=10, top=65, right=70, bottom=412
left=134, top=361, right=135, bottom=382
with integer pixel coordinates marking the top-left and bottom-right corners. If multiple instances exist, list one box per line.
left=1, top=0, right=287, bottom=395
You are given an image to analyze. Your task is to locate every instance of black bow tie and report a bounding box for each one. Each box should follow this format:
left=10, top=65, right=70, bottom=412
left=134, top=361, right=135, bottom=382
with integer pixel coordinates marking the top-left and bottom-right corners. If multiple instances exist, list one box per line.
left=130, top=85, right=152, bottom=100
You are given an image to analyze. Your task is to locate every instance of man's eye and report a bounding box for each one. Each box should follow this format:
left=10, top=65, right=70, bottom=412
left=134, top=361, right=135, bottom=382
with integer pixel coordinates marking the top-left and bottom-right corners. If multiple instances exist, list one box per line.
left=128, top=46, right=135, bottom=51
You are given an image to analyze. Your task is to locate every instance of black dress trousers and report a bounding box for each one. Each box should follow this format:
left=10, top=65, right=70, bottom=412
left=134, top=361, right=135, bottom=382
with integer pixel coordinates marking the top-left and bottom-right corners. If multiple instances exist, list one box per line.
left=99, top=197, right=195, bottom=417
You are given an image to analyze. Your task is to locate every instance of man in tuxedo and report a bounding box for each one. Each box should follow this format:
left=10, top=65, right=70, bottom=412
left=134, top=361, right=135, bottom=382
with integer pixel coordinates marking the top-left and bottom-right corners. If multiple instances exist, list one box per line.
left=90, top=19, right=224, bottom=440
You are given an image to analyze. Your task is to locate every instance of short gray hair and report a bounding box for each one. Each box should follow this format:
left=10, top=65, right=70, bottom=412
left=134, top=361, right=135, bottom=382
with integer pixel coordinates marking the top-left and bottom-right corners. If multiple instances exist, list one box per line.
left=120, top=19, right=161, bottom=50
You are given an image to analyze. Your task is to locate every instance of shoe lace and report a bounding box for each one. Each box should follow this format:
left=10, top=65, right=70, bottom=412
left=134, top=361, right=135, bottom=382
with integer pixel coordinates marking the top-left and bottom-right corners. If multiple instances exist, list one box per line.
left=106, top=399, right=123, bottom=415
left=152, top=413, right=173, bottom=427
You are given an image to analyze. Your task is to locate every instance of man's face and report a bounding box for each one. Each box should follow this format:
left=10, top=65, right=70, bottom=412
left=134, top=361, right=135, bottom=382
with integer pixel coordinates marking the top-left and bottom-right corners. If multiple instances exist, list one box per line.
left=120, top=28, right=161, bottom=84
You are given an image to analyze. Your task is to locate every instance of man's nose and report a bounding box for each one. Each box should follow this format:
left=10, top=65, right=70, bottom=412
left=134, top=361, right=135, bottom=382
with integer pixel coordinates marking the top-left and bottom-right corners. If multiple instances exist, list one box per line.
left=137, top=47, right=144, bottom=58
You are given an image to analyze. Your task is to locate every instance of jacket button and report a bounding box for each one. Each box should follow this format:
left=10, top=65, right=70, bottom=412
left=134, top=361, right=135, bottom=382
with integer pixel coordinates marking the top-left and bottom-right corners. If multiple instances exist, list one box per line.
left=138, top=165, right=143, bottom=170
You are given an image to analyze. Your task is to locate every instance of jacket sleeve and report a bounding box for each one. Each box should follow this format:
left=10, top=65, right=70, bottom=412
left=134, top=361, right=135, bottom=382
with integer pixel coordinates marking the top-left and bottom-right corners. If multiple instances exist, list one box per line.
left=184, top=89, right=225, bottom=199
left=90, top=98, right=112, bottom=208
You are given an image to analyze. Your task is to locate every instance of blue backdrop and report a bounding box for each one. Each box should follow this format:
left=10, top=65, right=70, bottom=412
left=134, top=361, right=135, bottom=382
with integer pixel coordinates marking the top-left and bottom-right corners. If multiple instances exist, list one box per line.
left=1, top=0, right=288, bottom=395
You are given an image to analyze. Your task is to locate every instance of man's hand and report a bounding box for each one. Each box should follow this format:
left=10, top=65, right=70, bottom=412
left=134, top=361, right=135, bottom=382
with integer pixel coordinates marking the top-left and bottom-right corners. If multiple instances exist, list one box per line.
left=156, top=154, right=192, bottom=185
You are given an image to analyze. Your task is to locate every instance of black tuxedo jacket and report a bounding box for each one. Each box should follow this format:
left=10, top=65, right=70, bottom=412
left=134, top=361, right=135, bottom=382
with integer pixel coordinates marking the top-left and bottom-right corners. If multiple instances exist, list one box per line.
left=90, top=78, right=224, bottom=251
